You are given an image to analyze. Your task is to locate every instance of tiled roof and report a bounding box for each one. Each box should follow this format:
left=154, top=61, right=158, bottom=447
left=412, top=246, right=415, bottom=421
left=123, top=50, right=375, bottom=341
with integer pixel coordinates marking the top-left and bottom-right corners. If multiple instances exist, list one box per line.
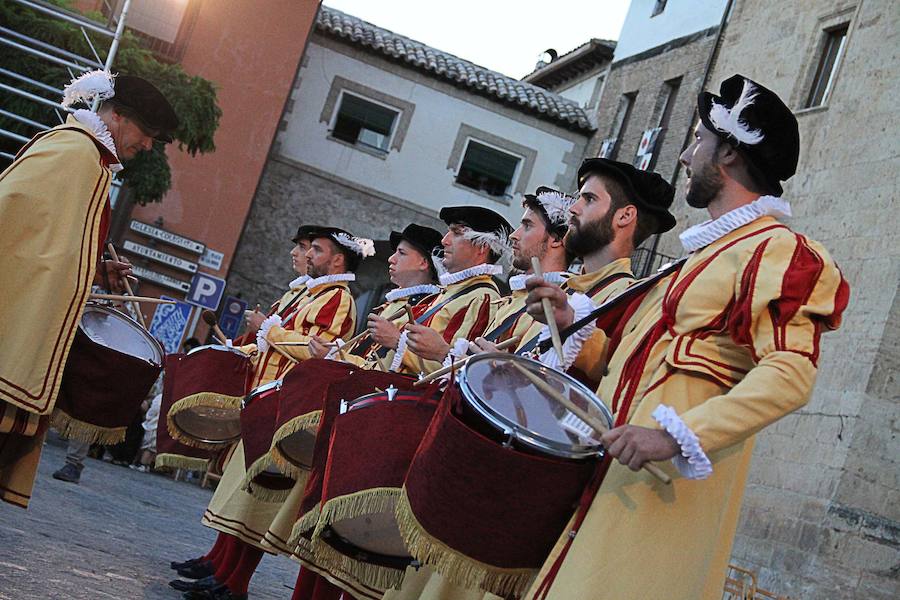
left=316, top=6, right=595, bottom=133
left=523, top=38, right=616, bottom=88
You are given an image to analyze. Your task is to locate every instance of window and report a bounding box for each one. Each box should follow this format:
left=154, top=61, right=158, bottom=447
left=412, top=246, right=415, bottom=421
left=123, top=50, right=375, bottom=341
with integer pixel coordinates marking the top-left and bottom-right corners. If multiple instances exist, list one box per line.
left=455, top=140, right=521, bottom=198
left=651, top=0, right=668, bottom=18
left=606, top=92, right=637, bottom=160
left=331, top=93, right=399, bottom=153
left=804, top=25, right=848, bottom=108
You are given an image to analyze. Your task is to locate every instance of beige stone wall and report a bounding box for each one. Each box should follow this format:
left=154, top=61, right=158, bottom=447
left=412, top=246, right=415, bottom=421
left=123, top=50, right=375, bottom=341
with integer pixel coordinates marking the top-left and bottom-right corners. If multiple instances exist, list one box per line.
left=689, top=1, right=899, bottom=598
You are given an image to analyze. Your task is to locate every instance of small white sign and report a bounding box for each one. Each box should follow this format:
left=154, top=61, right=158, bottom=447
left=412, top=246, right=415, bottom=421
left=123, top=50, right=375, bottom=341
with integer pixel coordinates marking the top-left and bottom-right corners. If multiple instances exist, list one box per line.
left=198, top=247, right=224, bottom=271
left=123, top=240, right=198, bottom=273
left=132, top=265, right=191, bottom=293
left=129, top=220, right=205, bottom=254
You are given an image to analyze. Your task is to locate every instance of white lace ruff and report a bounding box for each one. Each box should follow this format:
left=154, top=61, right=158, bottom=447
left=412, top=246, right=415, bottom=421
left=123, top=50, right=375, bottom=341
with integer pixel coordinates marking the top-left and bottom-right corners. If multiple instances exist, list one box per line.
left=652, top=404, right=713, bottom=480
left=72, top=109, right=123, bottom=172
left=256, top=314, right=283, bottom=353
left=306, top=273, right=355, bottom=289
left=384, top=284, right=441, bottom=302
left=508, top=271, right=568, bottom=292
left=679, top=195, right=791, bottom=252
left=439, top=263, right=503, bottom=286
left=289, top=275, right=310, bottom=289
left=389, top=331, right=409, bottom=372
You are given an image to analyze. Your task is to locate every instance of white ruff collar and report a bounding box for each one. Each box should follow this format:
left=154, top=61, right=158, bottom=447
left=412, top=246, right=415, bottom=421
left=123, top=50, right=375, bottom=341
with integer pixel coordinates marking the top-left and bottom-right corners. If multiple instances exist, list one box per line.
left=679, top=195, right=792, bottom=252
left=289, top=275, right=309, bottom=289
left=439, top=263, right=503, bottom=286
left=306, top=273, right=355, bottom=289
left=384, top=284, right=441, bottom=302
left=72, top=109, right=123, bottom=172
left=508, top=271, right=568, bottom=292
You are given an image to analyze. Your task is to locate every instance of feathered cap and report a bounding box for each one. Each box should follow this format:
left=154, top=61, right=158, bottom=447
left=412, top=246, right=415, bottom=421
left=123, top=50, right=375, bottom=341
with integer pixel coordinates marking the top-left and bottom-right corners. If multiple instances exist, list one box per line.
left=698, top=74, right=800, bottom=195
left=439, top=205, right=513, bottom=258
left=315, top=227, right=375, bottom=271
left=62, top=70, right=179, bottom=143
left=578, top=158, right=676, bottom=234
left=390, top=224, right=444, bottom=280
left=523, top=186, right=575, bottom=238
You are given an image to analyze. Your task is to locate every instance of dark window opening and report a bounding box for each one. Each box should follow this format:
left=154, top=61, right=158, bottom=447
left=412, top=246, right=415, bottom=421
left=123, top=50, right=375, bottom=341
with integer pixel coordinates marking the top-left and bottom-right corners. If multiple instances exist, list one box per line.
left=332, top=93, right=398, bottom=152
left=651, top=0, right=668, bottom=18
left=805, top=25, right=849, bottom=108
left=456, top=141, right=520, bottom=198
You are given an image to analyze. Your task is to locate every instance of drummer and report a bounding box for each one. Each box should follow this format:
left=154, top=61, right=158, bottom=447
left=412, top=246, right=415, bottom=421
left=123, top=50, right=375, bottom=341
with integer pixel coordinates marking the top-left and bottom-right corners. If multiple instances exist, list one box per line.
left=392, top=206, right=512, bottom=375
left=524, top=75, right=849, bottom=599
left=308, top=223, right=443, bottom=370
left=0, top=71, right=177, bottom=504
left=170, top=228, right=371, bottom=600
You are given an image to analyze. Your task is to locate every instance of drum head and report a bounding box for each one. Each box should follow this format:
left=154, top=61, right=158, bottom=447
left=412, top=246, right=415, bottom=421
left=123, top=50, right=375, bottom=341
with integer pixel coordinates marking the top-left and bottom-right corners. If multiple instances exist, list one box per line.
left=172, top=405, right=241, bottom=444
left=459, top=353, right=613, bottom=459
left=81, top=304, right=163, bottom=365
left=328, top=508, right=410, bottom=559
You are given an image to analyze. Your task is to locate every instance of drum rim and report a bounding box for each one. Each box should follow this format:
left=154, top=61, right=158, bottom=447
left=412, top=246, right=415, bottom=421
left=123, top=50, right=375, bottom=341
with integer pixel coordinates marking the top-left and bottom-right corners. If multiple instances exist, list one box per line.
left=170, top=410, right=242, bottom=445
left=81, top=302, right=164, bottom=366
left=243, top=379, right=282, bottom=408
left=458, top=352, right=612, bottom=459
left=187, top=344, right=248, bottom=357
left=345, top=389, right=426, bottom=412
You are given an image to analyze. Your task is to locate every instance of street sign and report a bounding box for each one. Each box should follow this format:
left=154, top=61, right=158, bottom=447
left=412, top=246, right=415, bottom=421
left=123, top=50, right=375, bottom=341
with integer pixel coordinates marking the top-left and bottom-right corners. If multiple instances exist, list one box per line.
left=187, top=272, right=227, bottom=311
left=218, top=295, right=248, bottom=340
left=130, top=220, right=205, bottom=254
left=148, top=296, right=194, bottom=353
left=132, top=265, right=191, bottom=293
left=123, top=240, right=198, bottom=274
left=199, top=247, right=225, bottom=271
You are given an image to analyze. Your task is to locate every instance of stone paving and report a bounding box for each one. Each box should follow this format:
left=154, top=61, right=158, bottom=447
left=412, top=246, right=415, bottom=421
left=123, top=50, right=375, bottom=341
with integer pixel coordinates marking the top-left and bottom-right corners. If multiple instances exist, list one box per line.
left=0, top=435, right=298, bottom=599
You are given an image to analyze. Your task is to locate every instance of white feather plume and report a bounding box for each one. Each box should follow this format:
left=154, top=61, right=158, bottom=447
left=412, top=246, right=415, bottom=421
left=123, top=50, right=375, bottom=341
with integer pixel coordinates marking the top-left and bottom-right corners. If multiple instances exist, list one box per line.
left=535, top=190, right=575, bottom=227
left=708, top=79, right=765, bottom=146
left=62, top=70, right=115, bottom=108
left=332, top=232, right=375, bottom=257
left=462, top=226, right=510, bottom=257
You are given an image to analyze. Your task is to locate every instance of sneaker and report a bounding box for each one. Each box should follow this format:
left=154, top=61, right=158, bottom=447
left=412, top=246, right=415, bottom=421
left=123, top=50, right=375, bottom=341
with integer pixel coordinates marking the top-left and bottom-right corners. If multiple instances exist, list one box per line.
left=52, top=463, right=83, bottom=484
left=129, top=464, right=149, bottom=473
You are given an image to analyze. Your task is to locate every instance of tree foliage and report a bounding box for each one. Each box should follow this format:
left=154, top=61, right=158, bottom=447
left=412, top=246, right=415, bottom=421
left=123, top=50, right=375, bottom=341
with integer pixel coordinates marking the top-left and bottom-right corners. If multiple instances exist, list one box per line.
left=0, top=0, right=221, bottom=203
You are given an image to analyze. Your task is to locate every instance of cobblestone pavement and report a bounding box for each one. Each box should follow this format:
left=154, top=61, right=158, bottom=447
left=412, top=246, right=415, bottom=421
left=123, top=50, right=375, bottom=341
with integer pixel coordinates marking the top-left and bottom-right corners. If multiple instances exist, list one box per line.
left=0, top=435, right=298, bottom=600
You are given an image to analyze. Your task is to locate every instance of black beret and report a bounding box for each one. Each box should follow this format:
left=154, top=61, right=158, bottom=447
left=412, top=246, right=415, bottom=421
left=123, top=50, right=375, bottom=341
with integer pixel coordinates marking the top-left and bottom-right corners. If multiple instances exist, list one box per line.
left=698, top=74, right=799, bottom=196
left=292, top=224, right=323, bottom=243
left=439, top=205, right=513, bottom=237
left=578, top=158, right=676, bottom=234
left=390, top=224, right=443, bottom=280
left=313, top=227, right=364, bottom=271
left=110, top=75, right=179, bottom=143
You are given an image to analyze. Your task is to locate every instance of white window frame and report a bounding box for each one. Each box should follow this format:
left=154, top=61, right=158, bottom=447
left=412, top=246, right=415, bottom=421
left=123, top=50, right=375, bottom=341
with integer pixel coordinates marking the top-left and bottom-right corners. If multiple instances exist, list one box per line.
left=454, top=136, right=524, bottom=200
left=329, top=90, right=401, bottom=154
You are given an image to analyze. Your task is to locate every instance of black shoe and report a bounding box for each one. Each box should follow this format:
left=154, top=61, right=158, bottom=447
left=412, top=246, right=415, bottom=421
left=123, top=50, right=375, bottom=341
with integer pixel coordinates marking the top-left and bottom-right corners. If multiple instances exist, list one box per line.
left=169, top=575, right=220, bottom=592
left=183, top=584, right=247, bottom=600
left=177, top=560, right=215, bottom=579
left=171, top=557, right=204, bottom=570
left=52, top=463, right=83, bottom=484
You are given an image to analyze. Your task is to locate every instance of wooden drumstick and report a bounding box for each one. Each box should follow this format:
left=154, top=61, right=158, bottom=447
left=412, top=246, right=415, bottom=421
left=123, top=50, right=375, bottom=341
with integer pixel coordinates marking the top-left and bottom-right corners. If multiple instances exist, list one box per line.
left=274, top=341, right=336, bottom=347
left=201, top=309, right=229, bottom=345
left=89, top=293, right=176, bottom=304
left=107, top=243, right=146, bottom=328
left=509, top=362, right=671, bottom=484
left=414, top=336, right=521, bottom=386
left=271, top=343, right=299, bottom=364
left=531, top=257, right=564, bottom=364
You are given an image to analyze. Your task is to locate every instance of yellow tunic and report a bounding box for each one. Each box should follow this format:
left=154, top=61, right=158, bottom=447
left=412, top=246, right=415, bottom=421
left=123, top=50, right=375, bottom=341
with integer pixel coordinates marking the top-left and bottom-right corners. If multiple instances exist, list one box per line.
left=529, top=216, right=849, bottom=600
left=0, top=119, right=116, bottom=508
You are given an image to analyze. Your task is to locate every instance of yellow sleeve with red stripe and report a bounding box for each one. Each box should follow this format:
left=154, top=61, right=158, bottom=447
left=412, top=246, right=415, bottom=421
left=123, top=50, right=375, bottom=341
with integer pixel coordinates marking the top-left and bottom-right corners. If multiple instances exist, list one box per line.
left=265, top=286, right=357, bottom=362
left=570, top=275, right=636, bottom=382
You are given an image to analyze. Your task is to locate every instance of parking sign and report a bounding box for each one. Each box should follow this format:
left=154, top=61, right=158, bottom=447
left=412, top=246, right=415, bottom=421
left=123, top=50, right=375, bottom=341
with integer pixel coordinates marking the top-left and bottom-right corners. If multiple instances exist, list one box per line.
left=187, top=272, right=227, bottom=311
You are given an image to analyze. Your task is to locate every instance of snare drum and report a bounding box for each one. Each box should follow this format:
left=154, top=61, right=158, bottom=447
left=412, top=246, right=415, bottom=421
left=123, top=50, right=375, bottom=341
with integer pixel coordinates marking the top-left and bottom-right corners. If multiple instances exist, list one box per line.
left=311, top=387, right=437, bottom=591
left=155, top=354, right=213, bottom=472
left=54, top=304, right=163, bottom=444
left=397, top=353, right=612, bottom=598
left=239, top=379, right=296, bottom=500
left=166, top=344, right=252, bottom=450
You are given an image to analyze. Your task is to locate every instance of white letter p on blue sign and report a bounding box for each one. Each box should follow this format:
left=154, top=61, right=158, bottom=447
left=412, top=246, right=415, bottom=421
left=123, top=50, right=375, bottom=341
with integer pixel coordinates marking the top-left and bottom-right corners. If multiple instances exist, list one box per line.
left=187, top=272, right=226, bottom=311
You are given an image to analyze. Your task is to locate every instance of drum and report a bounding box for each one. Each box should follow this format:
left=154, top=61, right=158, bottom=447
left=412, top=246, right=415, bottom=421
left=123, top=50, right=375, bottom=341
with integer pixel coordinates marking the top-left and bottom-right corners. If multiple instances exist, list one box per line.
left=54, top=304, right=163, bottom=444
left=166, top=344, right=252, bottom=450
left=397, top=353, right=613, bottom=598
left=311, top=387, right=438, bottom=591
left=155, top=354, right=213, bottom=472
left=239, top=379, right=296, bottom=501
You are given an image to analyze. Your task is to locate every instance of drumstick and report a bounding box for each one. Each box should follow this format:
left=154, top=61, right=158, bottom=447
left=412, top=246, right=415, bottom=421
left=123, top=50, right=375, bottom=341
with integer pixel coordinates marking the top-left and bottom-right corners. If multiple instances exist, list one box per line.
left=414, top=336, right=521, bottom=386
left=509, top=362, right=671, bottom=484
left=107, top=243, right=146, bottom=328
left=274, top=341, right=336, bottom=347
left=532, top=257, right=564, bottom=364
left=89, top=293, right=176, bottom=304
left=271, top=343, right=299, bottom=364
left=201, top=309, right=229, bottom=345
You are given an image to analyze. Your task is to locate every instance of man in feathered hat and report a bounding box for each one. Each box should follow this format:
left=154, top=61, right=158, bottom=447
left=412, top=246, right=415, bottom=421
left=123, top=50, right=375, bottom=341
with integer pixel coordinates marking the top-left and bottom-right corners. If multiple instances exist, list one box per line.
left=0, top=70, right=178, bottom=506
left=525, top=75, right=849, bottom=600
left=171, top=227, right=371, bottom=600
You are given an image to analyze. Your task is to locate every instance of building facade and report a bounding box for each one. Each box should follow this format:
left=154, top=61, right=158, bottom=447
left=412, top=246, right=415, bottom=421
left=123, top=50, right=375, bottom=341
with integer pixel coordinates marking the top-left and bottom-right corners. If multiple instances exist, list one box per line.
left=226, top=6, right=599, bottom=306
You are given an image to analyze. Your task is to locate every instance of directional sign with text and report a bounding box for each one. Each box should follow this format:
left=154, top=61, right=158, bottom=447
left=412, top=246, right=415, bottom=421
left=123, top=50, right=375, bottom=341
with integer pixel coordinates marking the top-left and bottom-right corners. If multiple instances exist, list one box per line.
left=187, top=272, right=227, bottom=311
left=132, top=265, right=191, bottom=294
left=130, top=220, right=205, bottom=254
left=148, top=296, right=193, bottom=353
left=123, top=240, right=198, bottom=274
left=218, top=295, right=248, bottom=340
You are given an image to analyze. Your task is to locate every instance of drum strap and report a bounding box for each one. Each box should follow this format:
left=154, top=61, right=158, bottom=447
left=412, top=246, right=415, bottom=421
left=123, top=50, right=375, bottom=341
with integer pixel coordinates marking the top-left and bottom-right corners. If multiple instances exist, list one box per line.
left=414, top=281, right=496, bottom=326
left=281, top=285, right=346, bottom=326
left=274, top=290, right=307, bottom=319
left=483, top=306, right=528, bottom=343
left=351, top=292, right=434, bottom=358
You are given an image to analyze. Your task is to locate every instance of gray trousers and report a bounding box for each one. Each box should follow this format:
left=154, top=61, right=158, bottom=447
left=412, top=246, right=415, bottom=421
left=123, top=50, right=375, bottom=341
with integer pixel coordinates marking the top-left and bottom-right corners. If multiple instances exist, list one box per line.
left=64, top=439, right=90, bottom=467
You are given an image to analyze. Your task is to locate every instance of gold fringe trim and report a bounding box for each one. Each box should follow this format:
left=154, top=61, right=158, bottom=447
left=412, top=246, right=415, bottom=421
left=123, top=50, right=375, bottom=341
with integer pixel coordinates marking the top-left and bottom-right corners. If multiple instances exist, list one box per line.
left=166, top=392, right=242, bottom=451
left=154, top=453, right=209, bottom=472
left=288, top=502, right=321, bottom=559
left=269, top=410, right=322, bottom=472
left=50, top=410, right=125, bottom=445
left=394, top=487, right=536, bottom=598
left=242, top=453, right=281, bottom=487
left=309, top=488, right=405, bottom=591
left=244, top=479, right=293, bottom=503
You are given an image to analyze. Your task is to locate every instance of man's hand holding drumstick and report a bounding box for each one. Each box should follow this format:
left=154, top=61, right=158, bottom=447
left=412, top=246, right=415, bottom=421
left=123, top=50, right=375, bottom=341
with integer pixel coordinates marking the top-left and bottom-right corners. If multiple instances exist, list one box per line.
left=367, top=313, right=403, bottom=349
left=524, top=275, right=575, bottom=332
left=244, top=304, right=265, bottom=334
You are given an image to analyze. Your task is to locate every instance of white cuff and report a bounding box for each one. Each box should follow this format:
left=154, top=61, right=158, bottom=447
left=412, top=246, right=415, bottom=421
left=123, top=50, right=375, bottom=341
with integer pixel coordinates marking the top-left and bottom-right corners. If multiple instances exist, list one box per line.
left=433, top=338, right=471, bottom=383
left=538, top=293, right=596, bottom=371
left=389, top=331, right=409, bottom=372
left=652, top=405, right=713, bottom=480
left=256, top=315, right=282, bottom=354
left=225, top=339, right=233, bottom=348
left=325, top=338, right=346, bottom=361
